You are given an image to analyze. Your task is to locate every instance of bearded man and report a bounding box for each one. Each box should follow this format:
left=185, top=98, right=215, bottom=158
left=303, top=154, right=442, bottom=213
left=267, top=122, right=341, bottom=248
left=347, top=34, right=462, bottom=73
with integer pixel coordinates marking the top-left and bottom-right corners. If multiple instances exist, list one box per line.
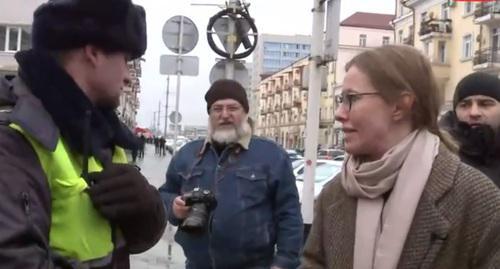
left=159, top=79, right=303, bottom=269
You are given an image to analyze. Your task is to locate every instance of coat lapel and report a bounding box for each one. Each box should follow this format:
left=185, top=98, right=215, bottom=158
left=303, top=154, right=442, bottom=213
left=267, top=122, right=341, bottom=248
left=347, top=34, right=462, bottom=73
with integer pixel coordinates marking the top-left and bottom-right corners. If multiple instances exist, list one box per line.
left=398, top=146, right=457, bottom=269
left=324, top=188, right=357, bottom=268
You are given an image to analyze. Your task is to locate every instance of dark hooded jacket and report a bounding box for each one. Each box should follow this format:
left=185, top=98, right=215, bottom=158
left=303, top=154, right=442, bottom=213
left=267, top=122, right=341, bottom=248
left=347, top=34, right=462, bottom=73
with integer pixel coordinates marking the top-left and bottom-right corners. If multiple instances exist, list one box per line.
left=0, top=50, right=165, bottom=268
left=439, top=111, right=500, bottom=187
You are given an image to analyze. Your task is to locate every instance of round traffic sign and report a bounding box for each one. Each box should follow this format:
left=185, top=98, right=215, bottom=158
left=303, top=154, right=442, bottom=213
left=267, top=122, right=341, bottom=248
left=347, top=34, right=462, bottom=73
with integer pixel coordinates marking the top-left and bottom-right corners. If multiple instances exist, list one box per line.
left=162, top=15, right=199, bottom=55
left=169, top=111, right=182, bottom=124
left=209, top=59, right=249, bottom=87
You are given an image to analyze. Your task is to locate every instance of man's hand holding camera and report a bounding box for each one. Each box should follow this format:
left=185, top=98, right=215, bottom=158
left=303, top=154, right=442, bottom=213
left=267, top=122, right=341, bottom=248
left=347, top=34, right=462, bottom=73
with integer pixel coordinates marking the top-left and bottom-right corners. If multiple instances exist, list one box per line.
left=172, top=196, right=191, bottom=219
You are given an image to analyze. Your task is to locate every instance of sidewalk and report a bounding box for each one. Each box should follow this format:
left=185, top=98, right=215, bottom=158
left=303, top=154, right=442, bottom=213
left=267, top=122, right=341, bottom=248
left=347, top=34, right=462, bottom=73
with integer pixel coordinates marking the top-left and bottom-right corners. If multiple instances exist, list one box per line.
left=129, top=144, right=186, bottom=269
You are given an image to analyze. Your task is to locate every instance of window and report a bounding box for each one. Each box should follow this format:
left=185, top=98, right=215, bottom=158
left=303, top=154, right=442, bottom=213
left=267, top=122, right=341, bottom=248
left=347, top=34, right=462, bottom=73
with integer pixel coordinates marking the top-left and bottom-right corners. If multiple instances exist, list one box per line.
left=421, top=12, right=427, bottom=22
left=359, top=34, right=367, bottom=47
left=400, top=4, right=404, bottom=17
left=398, top=30, right=403, bottom=43
left=463, top=34, right=472, bottom=59
left=493, top=28, right=500, bottom=50
left=0, top=26, right=5, bottom=51
left=0, top=26, right=30, bottom=52
left=438, top=41, right=446, bottom=63
left=464, top=2, right=473, bottom=14
left=382, top=36, right=390, bottom=45
left=441, top=3, right=449, bottom=20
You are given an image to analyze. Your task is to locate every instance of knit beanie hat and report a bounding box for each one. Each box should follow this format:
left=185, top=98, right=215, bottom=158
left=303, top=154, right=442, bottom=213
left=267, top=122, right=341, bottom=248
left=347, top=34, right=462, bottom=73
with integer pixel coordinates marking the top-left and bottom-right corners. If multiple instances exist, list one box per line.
left=454, top=72, right=500, bottom=109
left=205, top=79, right=249, bottom=113
left=31, top=0, right=147, bottom=60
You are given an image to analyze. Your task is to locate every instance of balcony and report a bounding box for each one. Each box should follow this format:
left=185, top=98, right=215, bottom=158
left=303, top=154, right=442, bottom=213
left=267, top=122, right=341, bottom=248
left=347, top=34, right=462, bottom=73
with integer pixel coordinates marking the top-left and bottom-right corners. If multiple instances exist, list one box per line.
left=402, top=35, right=414, bottom=46
left=475, top=2, right=500, bottom=25
left=473, top=47, right=500, bottom=72
left=419, top=19, right=452, bottom=41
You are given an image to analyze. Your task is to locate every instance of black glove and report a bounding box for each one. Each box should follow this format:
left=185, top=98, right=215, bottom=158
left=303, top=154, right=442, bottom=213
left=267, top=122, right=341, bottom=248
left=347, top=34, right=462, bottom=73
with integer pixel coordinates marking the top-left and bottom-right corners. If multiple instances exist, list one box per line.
left=87, top=163, right=167, bottom=253
left=87, top=163, right=158, bottom=221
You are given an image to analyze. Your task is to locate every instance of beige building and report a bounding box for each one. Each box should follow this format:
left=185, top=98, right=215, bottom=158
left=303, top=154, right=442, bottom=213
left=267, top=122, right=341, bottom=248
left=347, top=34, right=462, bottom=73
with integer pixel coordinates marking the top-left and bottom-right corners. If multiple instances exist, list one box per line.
left=118, top=59, right=142, bottom=129
left=327, top=12, right=395, bottom=147
left=394, top=0, right=500, bottom=111
left=255, top=12, right=395, bottom=149
left=0, top=0, right=45, bottom=76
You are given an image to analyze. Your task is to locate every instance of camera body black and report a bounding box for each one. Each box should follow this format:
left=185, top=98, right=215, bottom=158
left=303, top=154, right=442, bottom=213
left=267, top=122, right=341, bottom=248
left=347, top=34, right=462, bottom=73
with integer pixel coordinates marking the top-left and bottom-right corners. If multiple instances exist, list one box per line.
left=180, top=187, right=217, bottom=234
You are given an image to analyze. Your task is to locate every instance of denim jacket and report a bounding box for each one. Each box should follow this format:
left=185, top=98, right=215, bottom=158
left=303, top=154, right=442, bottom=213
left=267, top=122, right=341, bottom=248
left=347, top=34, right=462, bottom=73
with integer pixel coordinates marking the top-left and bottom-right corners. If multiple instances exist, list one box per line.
left=159, top=136, right=303, bottom=269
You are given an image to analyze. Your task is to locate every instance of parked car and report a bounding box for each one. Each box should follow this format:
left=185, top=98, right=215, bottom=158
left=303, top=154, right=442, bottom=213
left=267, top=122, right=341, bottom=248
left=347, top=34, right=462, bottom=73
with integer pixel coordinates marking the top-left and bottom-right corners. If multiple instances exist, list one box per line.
left=333, top=155, right=345, bottom=161
left=286, top=149, right=303, bottom=162
left=294, top=160, right=342, bottom=202
left=317, top=149, right=344, bottom=160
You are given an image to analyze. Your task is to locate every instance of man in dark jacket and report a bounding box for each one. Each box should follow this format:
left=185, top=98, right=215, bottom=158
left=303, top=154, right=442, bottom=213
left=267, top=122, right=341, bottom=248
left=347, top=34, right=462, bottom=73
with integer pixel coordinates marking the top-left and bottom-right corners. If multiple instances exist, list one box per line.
left=0, top=0, right=166, bottom=268
left=439, top=72, right=500, bottom=186
left=159, top=79, right=303, bottom=269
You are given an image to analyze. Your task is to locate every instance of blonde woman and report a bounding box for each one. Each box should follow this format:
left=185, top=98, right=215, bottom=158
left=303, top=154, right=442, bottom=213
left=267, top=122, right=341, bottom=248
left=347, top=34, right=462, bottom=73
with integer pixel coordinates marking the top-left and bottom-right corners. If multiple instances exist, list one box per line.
left=300, top=45, right=500, bottom=268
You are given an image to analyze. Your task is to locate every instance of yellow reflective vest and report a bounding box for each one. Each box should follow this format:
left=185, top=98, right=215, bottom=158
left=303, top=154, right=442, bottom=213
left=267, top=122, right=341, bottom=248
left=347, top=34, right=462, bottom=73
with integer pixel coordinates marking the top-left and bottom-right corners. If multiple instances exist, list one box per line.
left=10, top=123, right=127, bottom=262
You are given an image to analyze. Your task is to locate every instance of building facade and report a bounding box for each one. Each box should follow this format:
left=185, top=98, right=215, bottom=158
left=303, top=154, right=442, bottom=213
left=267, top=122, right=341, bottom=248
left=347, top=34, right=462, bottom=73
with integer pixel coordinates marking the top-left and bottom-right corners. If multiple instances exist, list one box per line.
left=0, top=0, right=45, bottom=76
left=117, top=59, right=142, bottom=129
left=327, top=12, right=395, bottom=148
left=255, top=12, right=395, bottom=149
left=250, top=34, right=311, bottom=122
left=393, top=0, right=500, bottom=111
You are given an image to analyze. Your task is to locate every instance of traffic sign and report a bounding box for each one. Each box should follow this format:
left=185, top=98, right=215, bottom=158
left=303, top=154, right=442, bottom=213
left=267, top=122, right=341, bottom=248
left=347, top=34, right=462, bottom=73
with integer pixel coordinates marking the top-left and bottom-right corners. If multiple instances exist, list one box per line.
left=162, top=16, right=199, bottom=54
left=209, top=59, right=249, bottom=87
left=160, top=55, right=199, bottom=76
left=169, top=111, right=182, bottom=124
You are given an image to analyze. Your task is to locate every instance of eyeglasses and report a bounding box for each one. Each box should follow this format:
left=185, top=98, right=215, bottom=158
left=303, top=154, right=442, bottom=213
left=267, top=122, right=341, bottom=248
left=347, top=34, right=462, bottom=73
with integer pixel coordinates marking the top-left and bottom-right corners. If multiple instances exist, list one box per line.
left=210, top=105, right=243, bottom=115
left=335, top=92, right=381, bottom=111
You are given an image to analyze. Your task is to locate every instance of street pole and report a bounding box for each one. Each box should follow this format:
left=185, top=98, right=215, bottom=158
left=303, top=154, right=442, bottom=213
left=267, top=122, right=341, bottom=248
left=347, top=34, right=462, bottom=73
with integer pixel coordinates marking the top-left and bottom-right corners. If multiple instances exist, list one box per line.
left=225, top=0, right=238, bottom=79
left=164, top=76, right=170, bottom=137
left=173, top=16, right=185, bottom=155
left=302, top=0, right=326, bottom=226
left=157, top=101, right=161, bottom=136
left=152, top=111, right=157, bottom=133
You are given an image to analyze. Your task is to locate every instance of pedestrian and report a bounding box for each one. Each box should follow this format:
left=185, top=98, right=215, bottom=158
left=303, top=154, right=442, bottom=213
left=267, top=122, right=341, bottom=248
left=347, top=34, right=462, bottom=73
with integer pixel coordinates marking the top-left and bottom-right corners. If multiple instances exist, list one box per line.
left=139, top=134, right=146, bottom=159
left=0, top=0, right=166, bottom=267
left=159, top=136, right=166, bottom=156
left=439, top=72, right=500, bottom=186
left=300, top=45, right=500, bottom=268
left=159, top=79, right=303, bottom=269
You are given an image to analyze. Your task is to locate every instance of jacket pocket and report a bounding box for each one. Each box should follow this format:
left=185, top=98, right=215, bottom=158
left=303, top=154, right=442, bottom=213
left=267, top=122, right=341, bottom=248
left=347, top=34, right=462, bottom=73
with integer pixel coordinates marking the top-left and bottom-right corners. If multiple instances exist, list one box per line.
left=236, top=167, right=269, bottom=205
left=179, top=168, right=205, bottom=193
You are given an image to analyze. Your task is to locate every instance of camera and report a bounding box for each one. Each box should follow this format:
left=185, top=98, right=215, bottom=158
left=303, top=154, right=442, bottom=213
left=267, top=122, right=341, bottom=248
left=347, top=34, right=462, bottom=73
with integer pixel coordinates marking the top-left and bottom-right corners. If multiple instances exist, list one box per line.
left=180, top=187, right=217, bottom=234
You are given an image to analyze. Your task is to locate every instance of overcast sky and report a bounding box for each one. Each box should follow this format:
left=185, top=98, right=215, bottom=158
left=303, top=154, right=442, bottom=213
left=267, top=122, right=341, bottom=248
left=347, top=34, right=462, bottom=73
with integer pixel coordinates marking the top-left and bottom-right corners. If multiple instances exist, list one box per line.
left=132, top=0, right=395, bottom=129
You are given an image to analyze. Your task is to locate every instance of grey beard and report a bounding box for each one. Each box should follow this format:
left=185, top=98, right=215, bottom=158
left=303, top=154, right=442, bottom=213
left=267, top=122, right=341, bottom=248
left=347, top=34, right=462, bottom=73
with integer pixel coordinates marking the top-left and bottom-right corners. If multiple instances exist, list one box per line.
left=209, top=117, right=251, bottom=144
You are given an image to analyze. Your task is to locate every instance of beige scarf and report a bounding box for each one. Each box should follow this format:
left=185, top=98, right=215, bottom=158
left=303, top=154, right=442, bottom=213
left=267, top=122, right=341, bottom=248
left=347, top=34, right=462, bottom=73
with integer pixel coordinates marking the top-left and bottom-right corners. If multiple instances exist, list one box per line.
left=341, top=130, right=440, bottom=269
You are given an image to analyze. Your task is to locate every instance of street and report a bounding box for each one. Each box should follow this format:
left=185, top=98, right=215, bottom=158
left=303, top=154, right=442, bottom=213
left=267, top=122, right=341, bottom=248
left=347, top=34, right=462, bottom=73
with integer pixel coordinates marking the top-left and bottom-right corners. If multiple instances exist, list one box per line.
left=129, top=144, right=186, bottom=269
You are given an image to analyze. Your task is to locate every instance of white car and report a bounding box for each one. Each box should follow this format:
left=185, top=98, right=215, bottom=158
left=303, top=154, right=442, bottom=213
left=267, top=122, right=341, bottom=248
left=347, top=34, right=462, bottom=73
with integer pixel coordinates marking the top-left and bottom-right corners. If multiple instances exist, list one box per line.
left=294, top=160, right=342, bottom=202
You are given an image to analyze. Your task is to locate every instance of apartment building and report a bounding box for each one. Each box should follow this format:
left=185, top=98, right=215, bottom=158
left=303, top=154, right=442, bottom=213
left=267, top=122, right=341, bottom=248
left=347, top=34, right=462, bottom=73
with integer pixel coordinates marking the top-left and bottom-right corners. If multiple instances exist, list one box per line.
left=393, top=0, right=500, bottom=111
left=255, top=12, right=395, bottom=149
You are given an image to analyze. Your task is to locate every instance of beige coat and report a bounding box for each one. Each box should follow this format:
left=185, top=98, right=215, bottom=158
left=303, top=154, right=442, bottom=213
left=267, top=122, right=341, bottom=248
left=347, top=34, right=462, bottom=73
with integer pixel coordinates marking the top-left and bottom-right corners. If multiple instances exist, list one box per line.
left=300, top=146, right=500, bottom=269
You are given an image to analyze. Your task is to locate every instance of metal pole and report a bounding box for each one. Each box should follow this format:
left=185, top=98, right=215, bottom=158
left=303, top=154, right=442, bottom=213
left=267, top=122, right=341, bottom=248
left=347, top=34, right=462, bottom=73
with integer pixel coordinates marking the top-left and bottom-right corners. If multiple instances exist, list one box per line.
left=225, top=0, right=239, bottom=79
left=164, top=76, right=170, bottom=137
left=157, top=101, right=161, bottom=135
left=173, top=16, right=185, bottom=155
left=302, top=0, right=326, bottom=225
left=152, top=111, right=157, bottom=132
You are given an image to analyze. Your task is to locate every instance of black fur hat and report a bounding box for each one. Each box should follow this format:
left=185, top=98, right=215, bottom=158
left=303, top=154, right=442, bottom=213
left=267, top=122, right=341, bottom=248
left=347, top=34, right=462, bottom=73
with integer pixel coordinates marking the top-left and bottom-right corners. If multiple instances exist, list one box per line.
left=32, top=0, right=147, bottom=59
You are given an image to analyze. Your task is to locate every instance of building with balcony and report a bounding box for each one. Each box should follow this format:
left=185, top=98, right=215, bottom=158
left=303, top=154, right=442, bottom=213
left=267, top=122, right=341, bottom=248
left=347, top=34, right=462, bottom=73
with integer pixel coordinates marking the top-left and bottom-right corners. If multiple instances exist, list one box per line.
left=393, top=0, right=500, bottom=111
left=327, top=12, right=395, bottom=147
left=117, top=59, right=142, bottom=129
left=253, top=12, right=395, bottom=149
